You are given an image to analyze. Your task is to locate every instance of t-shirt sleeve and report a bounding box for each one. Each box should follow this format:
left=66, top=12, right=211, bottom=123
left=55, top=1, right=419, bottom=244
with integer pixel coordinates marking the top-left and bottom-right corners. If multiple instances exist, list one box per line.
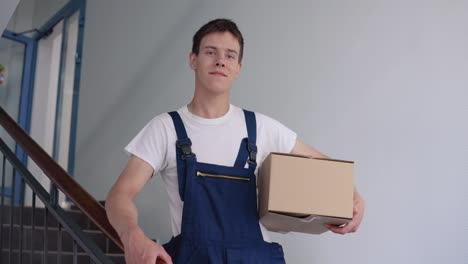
left=124, top=114, right=169, bottom=174
left=256, top=112, right=297, bottom=154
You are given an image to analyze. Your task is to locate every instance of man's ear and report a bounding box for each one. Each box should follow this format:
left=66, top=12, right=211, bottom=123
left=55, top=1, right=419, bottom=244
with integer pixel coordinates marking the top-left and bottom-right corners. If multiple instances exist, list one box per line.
left=189, top=52, right=197, bottom=70
left=234, top=62, right=242, bottom=79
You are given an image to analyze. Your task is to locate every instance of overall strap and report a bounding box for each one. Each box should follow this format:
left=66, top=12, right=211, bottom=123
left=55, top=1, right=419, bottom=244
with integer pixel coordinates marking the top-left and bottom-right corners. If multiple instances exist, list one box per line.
left=233, top=110, right=257, bottom=170
left=244, top=110, right=257, bottom=144
left=168, top=111, right=189, bottom=141
left=233, top=138, right=248, bottom=168
left=168, top=111, right=194, bottom=201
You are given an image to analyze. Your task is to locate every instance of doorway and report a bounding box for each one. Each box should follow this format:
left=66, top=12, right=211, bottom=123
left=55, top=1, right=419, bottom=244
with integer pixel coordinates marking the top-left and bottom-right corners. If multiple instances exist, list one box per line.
left=0, top=0, right=86, bottom=205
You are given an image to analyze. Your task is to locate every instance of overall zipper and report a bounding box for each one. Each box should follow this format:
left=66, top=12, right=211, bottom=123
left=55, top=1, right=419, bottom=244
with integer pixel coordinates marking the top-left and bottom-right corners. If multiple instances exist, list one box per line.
left=196, top=171, right=250, bottom=181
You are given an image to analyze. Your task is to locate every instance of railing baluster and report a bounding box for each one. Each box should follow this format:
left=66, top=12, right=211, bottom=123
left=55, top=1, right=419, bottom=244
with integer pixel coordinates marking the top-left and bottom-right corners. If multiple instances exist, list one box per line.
left=106, top=236, right=110, bottom=255
left=19, top=178, right=25, bottom=264
left=31, top=193, right=36, bottom=264
left=9, top=168, right=16, bottom=264
left=0, top=155, right=6, bottom=258
left=50, top=184, right=58, bottom=207
left=57, top=223, right=62, bottom=264
left=43, top=208, right=47, bottom=264
left=73, top=240, right=78, bottom=264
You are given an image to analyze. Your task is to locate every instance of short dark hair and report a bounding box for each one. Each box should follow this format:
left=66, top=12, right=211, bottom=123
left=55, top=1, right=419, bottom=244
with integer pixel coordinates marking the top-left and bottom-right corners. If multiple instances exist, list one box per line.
left=192, top=18, right=244, bottom=62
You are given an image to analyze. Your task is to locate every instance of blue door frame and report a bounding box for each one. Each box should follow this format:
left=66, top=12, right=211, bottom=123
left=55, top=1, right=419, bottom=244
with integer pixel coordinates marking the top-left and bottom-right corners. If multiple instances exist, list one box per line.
left=1, top=0, right=86, bottom=204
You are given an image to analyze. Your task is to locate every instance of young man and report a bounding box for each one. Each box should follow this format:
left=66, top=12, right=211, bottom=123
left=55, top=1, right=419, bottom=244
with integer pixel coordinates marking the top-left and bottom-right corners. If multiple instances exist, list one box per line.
left=106, top=18, right=365, bottom=264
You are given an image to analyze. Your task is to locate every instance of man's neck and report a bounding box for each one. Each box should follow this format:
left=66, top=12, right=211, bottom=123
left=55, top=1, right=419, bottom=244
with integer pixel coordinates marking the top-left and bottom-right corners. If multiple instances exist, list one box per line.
left=188, top=95, right=230, bottom=119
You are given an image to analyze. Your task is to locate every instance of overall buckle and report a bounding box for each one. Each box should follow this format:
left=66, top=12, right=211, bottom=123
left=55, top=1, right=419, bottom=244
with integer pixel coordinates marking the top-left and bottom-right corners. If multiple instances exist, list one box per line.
left=176, top=138, right=193, bottom=159
left=247, top=143, right=257, bottom=164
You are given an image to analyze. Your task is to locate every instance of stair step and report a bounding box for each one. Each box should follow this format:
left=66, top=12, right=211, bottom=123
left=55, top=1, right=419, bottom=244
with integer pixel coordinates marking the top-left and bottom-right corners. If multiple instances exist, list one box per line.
left=1, top=224, right=122, bottom=254
left=2, top=224, right=103, bottom=253
left=1, top=202, right=125, bottom=263
left=1, top=205, right=95, bottom=230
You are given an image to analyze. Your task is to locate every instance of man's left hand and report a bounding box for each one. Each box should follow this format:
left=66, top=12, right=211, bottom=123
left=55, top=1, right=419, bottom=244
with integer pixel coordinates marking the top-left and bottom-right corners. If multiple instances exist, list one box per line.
left=326, top=189, right=365, bottom=234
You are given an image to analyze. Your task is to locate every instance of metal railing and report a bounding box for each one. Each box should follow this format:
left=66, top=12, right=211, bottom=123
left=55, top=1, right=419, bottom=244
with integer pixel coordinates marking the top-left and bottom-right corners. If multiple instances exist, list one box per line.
left=0, top=106, right=124, bottom=263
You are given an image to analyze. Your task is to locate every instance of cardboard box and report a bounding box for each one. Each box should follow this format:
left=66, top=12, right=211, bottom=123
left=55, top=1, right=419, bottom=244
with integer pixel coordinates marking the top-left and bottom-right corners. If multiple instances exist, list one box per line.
left=258, top=152, right=354, bottom=234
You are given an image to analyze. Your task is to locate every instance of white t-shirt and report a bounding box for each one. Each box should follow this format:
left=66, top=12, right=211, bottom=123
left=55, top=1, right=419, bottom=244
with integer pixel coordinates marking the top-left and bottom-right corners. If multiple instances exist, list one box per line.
left=125, top=104, right=297, bottom=242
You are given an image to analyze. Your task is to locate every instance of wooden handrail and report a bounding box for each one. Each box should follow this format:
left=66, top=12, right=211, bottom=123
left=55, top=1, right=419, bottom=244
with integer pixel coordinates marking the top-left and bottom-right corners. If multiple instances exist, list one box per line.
left=0, top=106, right=124, bottom=251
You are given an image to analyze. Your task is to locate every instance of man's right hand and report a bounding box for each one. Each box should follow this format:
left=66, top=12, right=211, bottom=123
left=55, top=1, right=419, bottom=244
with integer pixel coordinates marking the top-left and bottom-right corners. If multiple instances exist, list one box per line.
left=121, top=227, right=173, bottom=264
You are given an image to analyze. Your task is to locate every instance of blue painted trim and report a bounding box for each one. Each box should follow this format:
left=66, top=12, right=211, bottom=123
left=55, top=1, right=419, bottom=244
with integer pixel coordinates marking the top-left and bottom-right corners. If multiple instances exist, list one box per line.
left=33, top=0, right=82, bottom=41
left=0, top=187, right=12, bottom=197
left=68, top=0, right=86, bottom=177
left=49, top=0, right=86, bottom=179
left=2, top=30, right=33, bottom=44
left=1, top=31, right=36, bottom=136
left=52, top=17, right=69, bottom=163
left=1, top=32, right=38, bottom=205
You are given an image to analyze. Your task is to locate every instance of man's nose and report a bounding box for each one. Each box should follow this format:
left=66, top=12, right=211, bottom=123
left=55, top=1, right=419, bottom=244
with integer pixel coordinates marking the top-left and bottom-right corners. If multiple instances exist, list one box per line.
left=215, top=54, right=225, bottom=67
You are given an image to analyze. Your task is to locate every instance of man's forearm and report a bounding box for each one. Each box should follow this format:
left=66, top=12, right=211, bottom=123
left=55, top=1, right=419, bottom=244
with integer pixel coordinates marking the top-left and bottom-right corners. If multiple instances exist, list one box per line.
left=105, top=185, right=172, bottom=264
left=290, top=139, right=329, bottom=158
left=106, top=192, right=141, bottom=240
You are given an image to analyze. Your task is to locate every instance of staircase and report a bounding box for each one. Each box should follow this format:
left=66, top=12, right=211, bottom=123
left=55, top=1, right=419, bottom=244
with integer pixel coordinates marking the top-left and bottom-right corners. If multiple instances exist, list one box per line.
left=1, top=203, right=125, bottom=264
left=0, top=106, right=125, bottom=264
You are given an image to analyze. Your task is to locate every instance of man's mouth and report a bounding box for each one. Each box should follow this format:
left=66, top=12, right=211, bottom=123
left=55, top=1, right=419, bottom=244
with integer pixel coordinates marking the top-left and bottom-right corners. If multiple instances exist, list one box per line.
left=210, top=71, right=227, bottom=77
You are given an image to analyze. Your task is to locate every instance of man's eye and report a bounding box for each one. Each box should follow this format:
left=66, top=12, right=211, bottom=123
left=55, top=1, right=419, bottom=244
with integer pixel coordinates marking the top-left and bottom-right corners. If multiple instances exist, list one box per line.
left=227, top=54, right=236, bottom=60
left=206, top=50, right=215, bottom=55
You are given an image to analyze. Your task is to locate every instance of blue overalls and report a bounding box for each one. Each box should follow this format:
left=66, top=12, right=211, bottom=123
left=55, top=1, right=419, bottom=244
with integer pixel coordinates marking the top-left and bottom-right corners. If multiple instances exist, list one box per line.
left=163, top=110, right=286, bottom=263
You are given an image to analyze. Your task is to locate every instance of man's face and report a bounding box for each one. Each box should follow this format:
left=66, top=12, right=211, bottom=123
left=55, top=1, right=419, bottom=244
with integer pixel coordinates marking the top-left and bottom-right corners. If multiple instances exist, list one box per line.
left=190, top=32, right=242, bottom=95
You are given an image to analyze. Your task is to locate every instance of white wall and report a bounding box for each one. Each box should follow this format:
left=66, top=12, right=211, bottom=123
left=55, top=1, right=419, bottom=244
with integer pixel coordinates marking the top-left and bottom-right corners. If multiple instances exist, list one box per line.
left=4, top=0, right=67, bottom=34
left=75, top=0, right=468, bottom=263
left=31, top=0, right=68, bottom=29
left=0, top=0, right=19, bottom=34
